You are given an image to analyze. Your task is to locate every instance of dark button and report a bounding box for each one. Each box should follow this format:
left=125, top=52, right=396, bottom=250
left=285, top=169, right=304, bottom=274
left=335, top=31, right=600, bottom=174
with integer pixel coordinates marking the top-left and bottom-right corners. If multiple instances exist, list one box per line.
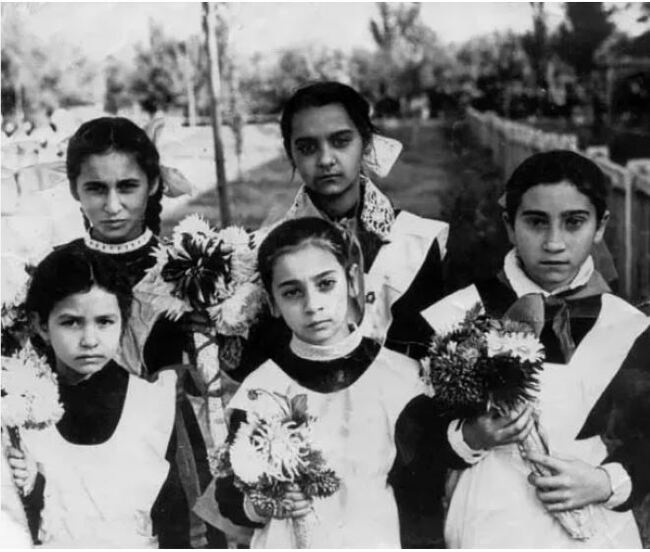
left=365, top=291, right=376, bottom=304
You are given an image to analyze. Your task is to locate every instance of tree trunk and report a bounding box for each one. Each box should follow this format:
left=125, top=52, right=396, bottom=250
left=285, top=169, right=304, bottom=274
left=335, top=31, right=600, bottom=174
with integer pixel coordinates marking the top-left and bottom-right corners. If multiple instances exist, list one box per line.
left=202, top=1, right=232, bottom=226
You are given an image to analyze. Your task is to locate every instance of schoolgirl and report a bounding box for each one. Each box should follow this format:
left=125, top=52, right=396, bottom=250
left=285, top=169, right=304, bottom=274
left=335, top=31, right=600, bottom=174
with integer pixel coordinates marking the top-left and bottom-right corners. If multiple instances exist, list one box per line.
left=57, top=116, right=221, bottom=547
left=422, top=150, right=650, bottom=547
left=6, top=247, right=176, bottom=547
left=211, top=217, right=461, bottom=548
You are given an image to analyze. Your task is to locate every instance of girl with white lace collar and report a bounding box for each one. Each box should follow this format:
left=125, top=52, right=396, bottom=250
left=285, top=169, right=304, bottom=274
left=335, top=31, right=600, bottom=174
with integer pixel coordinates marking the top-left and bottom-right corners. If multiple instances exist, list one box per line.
left=206, top=217, right=460, bottom=548
left=422, top=150, right=650, bottom=548
left=54, top=117, right=224, bottom=548
left=278, top=81, right=449, bottom=354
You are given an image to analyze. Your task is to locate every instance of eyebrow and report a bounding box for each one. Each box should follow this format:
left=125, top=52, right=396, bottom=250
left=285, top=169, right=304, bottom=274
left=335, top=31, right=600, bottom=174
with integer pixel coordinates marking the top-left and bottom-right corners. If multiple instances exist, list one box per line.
left=520, top=209, right=591, bottom=217
left=277, top=269, right=338, bottom=288
left=293, top=129, right=354, bottom=143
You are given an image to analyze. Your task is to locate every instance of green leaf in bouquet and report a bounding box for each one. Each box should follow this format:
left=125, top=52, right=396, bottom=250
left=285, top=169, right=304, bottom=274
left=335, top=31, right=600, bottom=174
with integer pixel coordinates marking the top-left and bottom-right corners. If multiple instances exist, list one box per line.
left=290, top=394, right=309, bottom=424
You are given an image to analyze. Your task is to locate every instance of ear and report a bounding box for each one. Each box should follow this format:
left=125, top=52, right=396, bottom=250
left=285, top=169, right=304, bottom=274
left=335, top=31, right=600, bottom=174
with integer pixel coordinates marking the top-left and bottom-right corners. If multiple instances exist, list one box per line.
left=265, top=292, right=281, bottom=318
left=502, top=212, right=516, bottom=246
left=148, top=177, right=160, bottom=198
left=594, top=210, right=610, bottom=244
left=347, top=263, right=361, bottom=299
left=33, top=314, right=50, bottom=344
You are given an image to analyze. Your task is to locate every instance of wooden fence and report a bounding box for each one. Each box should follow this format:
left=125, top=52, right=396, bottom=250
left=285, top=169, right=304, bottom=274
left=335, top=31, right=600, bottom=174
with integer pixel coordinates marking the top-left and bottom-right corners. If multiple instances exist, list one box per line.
left=466, top=107, right=650, bottom=305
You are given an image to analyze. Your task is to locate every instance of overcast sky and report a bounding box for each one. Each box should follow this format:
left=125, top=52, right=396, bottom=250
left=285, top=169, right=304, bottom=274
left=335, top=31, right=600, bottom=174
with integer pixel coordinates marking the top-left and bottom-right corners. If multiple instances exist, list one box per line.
left=11, top=2, right=647, bottom=62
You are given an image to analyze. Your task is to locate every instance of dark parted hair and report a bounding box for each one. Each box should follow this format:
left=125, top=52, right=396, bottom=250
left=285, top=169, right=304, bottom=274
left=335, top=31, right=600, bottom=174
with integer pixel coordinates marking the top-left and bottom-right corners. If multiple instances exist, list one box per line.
left=505, top=150, right=609, bottom=222
left=25, top=245, right=132, bottom=329
left=280, top=81, right=378, bottom=165
left=66, top=116, right=163, bottom=234
left=258, top=217, right=355, bottom=294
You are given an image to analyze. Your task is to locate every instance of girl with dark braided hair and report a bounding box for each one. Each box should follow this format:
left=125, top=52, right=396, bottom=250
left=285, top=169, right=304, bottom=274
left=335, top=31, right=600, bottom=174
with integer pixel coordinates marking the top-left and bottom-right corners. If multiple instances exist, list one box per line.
left=54, top=116, right=225, bottom=548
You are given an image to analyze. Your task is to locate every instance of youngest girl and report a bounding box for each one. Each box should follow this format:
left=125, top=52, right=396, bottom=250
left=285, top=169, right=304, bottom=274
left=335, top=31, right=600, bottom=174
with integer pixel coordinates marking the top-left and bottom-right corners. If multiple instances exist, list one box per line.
left=211, top=217, right=457, bottom=548
left=6, top=247, right=177, bottom=547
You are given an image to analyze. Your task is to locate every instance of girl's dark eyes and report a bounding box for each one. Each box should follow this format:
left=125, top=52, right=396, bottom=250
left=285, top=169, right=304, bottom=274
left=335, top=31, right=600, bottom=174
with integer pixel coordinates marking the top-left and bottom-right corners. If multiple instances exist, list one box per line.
left=96, top=317, right=117, bottom=327
left=281, top=288, right=302, bottom=299
left=565, top=217, right=587, bottom=230
left=331, top=136, right=351, bottom=148
left=317, top=278, right=337, bottom=291
left=295, top=142, right=317, bottom=156
left=59, top=318, right=81, bottom=328
left=523, top=217, right=547, bottom=228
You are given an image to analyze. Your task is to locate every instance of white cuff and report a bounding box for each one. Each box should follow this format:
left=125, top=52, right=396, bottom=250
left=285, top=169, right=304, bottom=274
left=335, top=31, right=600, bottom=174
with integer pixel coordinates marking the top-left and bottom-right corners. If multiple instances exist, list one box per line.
left=447, top=419, right=487, bottom=465
left=600, top=463, right=632, bottom=509
left=243, top=495, right=270, bottom=524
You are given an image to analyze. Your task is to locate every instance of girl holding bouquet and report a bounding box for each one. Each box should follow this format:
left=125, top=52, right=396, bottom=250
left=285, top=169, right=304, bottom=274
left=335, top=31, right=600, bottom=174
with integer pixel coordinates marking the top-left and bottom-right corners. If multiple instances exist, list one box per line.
left=232, top=82, right=450, bottom=546
left=212, top=217, right=460, bottom=548
left=421, top=150, right=650, bottom=547
left=5, top=247, right=177, bottom=547
left=40, top=117, right=221, bottom=547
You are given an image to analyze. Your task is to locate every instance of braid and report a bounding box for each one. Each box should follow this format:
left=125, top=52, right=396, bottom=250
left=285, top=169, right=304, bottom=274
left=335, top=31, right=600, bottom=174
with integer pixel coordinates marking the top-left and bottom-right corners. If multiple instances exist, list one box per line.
left=144, top=181, right=163, bottom=235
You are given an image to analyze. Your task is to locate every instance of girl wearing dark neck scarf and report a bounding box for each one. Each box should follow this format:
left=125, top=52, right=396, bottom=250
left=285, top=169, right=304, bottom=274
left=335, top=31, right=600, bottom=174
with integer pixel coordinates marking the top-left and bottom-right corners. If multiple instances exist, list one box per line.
left=51, top=117, right=223, bottom=548
left=422, top=150, right=650, bottom=548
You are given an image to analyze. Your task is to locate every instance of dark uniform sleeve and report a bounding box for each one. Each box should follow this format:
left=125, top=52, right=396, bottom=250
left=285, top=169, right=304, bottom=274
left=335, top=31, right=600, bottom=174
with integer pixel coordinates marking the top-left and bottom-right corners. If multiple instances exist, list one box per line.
left=389, top=395, right=469, bottom=548
left=151, top=368, right=228, bottom=548
left=578, top=326, right=650, bottom=512
left=213, top=409, right=265, bottom=529
left=385, top=240, right=445, bottom=360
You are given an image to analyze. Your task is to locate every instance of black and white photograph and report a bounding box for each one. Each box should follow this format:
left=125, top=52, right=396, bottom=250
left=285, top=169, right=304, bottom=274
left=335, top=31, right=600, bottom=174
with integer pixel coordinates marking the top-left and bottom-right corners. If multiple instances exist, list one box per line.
left=1, top=1, right=649, bottom=548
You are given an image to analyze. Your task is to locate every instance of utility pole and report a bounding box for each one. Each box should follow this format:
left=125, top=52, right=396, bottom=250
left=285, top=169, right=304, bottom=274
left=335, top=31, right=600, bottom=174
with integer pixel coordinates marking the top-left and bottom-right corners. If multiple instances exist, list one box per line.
left=202, top=1, right=232, bottom=226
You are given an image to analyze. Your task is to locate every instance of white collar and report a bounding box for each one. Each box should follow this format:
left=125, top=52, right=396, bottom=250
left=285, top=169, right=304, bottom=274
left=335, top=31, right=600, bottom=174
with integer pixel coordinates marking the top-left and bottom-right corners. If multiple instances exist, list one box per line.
left=289, top=325, right=363, bottom=362
left=286, top=175, right=395, bottom=241
left=503, top=248, right=595, bottom=298
left=84, top=228, right=153, bottom=254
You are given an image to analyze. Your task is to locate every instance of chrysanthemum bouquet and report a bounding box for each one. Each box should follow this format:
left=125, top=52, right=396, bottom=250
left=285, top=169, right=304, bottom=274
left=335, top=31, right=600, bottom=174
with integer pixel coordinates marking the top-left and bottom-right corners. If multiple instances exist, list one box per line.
left=421, top=303, right=592, bottom=540
left=1, top=343, right=63, bottom=492
left=210, top=389, right=340, bottom=548
left=136, top=215, right=265, bottom=448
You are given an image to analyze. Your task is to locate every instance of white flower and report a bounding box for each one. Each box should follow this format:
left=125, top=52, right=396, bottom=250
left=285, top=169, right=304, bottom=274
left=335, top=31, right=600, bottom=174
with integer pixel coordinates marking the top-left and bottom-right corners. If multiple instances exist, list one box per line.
left=1, top=343, right=63, bottom=430
left=229, top=422, right=267, bottom=484
left=505, top=333, right=545, bottom=363
left=229, top=248, right=258, bottom=286
left=173, top=214, right=215, bottom=240
left=446, top=341, right=458, bottom=355
left=486, top=330, right=512, bottom=358
left=218, top=226, right=251, bottom=248
left=209, top=282, right=265, bottom=337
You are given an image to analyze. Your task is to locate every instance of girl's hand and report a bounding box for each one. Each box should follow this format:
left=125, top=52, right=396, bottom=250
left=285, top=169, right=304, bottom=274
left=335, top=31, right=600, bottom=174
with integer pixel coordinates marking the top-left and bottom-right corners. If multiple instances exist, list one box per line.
left=280, top=485, right=313, bottom=519
left=179, top=311, right=214, bottom=337
left=526, top=452, right=612, bottom=511
left=6, top=446, right=38, bottom=495
left=463, top=403, right=535, bottom=450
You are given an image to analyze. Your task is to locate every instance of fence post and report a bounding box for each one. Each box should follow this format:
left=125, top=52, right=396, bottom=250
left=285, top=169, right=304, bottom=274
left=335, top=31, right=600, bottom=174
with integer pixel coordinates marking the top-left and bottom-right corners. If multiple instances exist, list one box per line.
left=622, top=171, right=633, bottom=299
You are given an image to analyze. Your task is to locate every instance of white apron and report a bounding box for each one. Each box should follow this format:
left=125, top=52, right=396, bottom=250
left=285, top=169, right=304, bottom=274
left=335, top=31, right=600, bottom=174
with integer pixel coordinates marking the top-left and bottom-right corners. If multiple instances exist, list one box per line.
left=23, top=371, right=176, bottom=548
left=227, top=348, right=424, bottom=548
left=439, top=293, right=648, bottom=548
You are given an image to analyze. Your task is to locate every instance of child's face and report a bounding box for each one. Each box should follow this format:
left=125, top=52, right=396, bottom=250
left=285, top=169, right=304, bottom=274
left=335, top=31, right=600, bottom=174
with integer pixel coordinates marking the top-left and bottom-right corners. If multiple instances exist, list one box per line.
left=270, top=244, right=353, bottom=346
left=75, top=150, right=157, bottom=244
left=504, top=180, right=608, bottom=292
left=38, top=286, right=123, bottom=384
left=289, top=104, right=365, bottom=203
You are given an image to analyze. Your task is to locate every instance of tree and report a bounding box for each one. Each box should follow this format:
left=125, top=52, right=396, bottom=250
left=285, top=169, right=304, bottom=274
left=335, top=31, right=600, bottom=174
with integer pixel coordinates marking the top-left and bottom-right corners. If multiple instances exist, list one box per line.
left=369, top=3, right=444, bottom=99
left=522, top=2, right=549, bottom=87
left=553, top=3, right=615, bottom=79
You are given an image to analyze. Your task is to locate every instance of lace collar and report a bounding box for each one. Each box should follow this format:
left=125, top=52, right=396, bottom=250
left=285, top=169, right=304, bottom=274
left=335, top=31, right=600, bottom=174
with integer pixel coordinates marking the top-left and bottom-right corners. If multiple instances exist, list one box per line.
left=289, top=325, right=363, bottom=362
left=84, top=228, right=153, bottom=255
left=503, top=248, right=595, bottom=298
left=286, top=175, right=396, bottom=241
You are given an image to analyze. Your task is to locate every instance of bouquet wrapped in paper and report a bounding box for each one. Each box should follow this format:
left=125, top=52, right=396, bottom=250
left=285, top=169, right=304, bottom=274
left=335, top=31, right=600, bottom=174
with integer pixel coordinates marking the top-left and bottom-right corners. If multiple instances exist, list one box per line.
left=421, top=303, right=592, bottom=540
left=1, top=342, right=63, bottom=492
left=210, top=390, right=340, bottom=548
left=135, top=215, right=266, bottom=449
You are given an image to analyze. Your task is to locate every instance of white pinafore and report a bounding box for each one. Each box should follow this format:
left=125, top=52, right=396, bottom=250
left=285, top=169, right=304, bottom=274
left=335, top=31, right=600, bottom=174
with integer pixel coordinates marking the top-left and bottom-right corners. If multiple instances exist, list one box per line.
left=424, top=284, right=649, bottom=548
left=22, top=370, right=176, bottom=548
left=228, top=332, right=424, bottom=549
